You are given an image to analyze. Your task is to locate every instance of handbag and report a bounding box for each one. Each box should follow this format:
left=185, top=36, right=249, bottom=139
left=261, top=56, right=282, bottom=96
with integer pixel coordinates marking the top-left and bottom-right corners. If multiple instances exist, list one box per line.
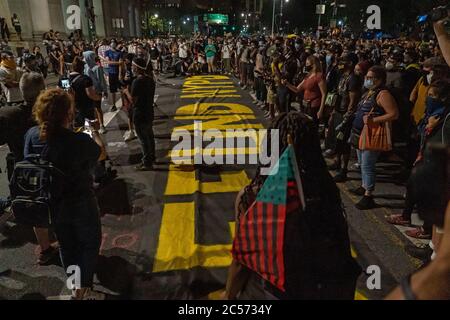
left=358, top=107, right=392, bottom=152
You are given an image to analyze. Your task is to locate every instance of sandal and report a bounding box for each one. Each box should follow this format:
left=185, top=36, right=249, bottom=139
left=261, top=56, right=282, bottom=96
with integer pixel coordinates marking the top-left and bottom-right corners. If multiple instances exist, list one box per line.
left=405, top=227, right=432, bottom=240
left=386, top=214, right=411, bottom=226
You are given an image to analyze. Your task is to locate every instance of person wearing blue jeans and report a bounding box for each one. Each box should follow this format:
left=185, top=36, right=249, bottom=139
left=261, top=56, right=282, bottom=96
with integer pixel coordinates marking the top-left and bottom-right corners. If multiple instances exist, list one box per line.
left=357, top=149, right=380, bottom=194
left=350, top=66, right=399, bottom=210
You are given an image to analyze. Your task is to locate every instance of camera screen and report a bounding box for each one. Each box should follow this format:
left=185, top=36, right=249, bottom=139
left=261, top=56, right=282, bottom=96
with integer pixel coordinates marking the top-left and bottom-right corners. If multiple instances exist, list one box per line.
left=417, top=14, right=428, bottom=23
left=61, top=79, right=70, bottom=90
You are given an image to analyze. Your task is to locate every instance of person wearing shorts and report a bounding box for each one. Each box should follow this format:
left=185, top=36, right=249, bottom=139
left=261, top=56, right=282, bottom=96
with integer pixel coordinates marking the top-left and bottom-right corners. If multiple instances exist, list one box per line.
left=205, top=38, right=216, bottom=74
left=104, top=41, right=123, bottom=112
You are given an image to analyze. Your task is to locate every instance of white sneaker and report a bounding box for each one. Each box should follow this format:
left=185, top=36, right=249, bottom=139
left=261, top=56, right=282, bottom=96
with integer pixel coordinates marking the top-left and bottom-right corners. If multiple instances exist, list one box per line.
left=125, top=131, right=136, bottom=142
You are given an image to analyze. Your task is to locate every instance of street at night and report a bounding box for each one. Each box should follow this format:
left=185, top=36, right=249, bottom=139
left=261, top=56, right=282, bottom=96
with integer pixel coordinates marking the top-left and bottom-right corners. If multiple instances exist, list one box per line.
left=0, top=0, right=449, bottom=307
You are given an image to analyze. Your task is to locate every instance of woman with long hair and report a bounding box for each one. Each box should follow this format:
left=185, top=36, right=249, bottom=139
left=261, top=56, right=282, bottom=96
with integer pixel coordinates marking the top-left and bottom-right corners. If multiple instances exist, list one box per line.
left=349, top=66, right=399, bottom=210
left=282, top=55, right=327, bottom=123
left=225, top=111, right=361, bottom=300
left=24, top=88, right=105, bottom=300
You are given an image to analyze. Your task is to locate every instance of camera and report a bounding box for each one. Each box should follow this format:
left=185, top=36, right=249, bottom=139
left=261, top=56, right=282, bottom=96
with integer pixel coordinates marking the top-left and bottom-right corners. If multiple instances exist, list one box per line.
left=409, top=143, right=450, bottom=229
left=61, top=79, right=70, bottom=91
left=417, top=5, right=449, bottom=24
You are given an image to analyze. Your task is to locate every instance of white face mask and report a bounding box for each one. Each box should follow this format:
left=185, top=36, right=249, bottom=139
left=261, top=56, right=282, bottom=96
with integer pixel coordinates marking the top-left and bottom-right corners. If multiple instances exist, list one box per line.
left=427, top=71, right=434, bottom=84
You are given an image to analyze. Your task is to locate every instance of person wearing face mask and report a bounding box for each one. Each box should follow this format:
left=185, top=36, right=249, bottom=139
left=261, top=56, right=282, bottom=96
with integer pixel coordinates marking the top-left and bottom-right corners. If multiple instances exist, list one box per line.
left=408, top=57, right=448, bottom=172
left=328, top=55, right=363, bottom=182
left=385, top=52, right=405, bottom=90
left=349, top=66, right=399, bottom=210
left=282, top=55, right=327, bottom=122
left=386, top=79, right=450, bottom=248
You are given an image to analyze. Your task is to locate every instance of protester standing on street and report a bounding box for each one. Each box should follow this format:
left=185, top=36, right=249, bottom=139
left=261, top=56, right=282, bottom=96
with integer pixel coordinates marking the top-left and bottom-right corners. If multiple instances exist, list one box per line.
left=104, top=41, right=123, bottom=112
left=131, top=57, right=156, bottom=171
left=11, top=14, right=22, bottom=41
left=0, top=18, right=10, bottom=42
left=25, top=88, right=105, bottom=300
left=0, top=51, right=23, bottom=105
left=205, top=38, right=217, bottom=74
left=0, top=73, right=60, bottom=265
left=83, top=50, right=108, bottom=133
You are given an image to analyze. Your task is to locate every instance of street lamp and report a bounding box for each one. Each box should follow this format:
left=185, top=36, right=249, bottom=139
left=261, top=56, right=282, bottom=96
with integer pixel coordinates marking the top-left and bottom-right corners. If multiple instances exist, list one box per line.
left=154, top=13, right=159, bottom=18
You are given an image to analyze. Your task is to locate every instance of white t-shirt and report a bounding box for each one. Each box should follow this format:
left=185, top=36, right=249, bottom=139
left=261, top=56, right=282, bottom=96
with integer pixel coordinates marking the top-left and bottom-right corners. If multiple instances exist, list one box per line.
left=179, top=44, right=188, bottom=59
left=222, top=44, right=231, bottom=59
left=0, top=67, right=23, bottom=103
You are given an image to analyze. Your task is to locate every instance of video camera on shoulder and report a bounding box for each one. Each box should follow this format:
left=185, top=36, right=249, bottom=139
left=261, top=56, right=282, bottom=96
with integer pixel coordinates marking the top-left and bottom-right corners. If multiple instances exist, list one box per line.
left=417, top=5, right=449, bottom=24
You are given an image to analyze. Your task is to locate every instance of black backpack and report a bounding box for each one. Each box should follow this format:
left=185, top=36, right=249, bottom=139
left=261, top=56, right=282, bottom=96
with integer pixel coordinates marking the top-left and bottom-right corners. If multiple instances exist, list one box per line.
left=9, top=151, right=66, bottom=227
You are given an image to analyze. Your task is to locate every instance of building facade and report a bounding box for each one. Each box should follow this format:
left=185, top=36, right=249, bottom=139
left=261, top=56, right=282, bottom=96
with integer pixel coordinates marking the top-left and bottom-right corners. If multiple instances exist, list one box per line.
left=0, top=0, right=143, bottom=41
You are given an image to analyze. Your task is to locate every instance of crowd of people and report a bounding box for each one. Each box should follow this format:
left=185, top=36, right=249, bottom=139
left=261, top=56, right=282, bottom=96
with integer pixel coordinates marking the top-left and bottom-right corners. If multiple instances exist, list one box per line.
left=0, top=13, right=450, bottom=300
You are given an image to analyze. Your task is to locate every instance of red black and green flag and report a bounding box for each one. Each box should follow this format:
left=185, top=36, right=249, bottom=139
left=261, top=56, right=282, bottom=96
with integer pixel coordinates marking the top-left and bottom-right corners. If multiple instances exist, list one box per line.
left=232, top=145, right=306, bottom=292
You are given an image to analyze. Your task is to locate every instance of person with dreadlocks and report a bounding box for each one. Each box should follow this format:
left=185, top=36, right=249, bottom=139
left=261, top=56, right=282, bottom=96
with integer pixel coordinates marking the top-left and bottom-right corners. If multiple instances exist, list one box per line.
left=224, top=111, right=361, bottom=300
left=130, top=57, right=156, bottom=171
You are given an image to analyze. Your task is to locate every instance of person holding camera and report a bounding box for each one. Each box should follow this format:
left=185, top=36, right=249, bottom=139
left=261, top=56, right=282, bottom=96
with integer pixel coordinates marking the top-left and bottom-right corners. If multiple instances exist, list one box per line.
left=60, top=56, right=101, bottom=128
left=433, top=8, right=450, bottom=66
left=24, top=88, right=105, bottom=300
left=281, top=55, right=327, bottom=122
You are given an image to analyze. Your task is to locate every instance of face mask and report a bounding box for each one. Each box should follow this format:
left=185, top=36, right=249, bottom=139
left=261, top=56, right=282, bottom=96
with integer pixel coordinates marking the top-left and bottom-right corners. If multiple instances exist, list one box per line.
left=427, top=72, right=434, bottom=84
left=425, top=96, right=444, bottom=114
left=304, top=65, right=312, bottom=73
left=364, top=78, right=375, bottom=90
left=385, top=62, right=394, bottom=71
left=295, top=43, right=301, bottom=50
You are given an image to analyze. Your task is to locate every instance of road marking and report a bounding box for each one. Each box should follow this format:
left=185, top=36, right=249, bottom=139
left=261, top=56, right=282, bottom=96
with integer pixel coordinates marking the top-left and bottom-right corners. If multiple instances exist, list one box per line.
left=104, top=95, right=159, bottom=128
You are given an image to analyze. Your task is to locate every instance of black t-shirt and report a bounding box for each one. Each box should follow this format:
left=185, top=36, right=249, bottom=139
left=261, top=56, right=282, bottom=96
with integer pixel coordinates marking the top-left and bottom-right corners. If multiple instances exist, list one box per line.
left=131, top=75, right=156, bottom=124
left=0, top=103, right=34, bottom=161
left=337, top=73, right=363, bottom=113
left=149, top=47, right=160, bottom=60
left=68, top=73, right=94, bottom=113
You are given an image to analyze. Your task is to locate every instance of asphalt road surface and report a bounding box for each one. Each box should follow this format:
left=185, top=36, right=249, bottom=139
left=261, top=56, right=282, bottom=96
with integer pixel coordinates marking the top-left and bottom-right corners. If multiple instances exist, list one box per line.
left=0, top=74, right=425, bottom=300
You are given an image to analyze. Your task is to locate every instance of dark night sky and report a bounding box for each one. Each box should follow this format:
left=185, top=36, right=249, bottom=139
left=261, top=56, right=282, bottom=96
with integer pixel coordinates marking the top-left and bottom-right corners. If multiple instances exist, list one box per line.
left=261, top=0, right=446, bottom=32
